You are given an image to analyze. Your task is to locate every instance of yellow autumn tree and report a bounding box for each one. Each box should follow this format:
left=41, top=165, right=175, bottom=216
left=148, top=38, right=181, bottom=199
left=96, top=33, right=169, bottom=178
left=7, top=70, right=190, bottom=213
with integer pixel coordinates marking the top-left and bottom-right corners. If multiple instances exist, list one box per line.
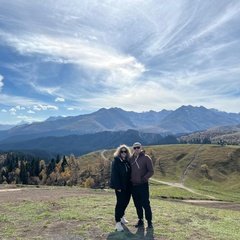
left=69, top=154, right=79, bottom=185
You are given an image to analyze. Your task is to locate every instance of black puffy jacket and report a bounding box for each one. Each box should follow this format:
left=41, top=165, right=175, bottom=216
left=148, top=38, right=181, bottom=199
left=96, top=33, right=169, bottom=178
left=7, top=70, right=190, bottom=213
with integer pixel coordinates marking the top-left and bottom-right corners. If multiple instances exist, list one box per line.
left=110, top=157, right=131, bottom=191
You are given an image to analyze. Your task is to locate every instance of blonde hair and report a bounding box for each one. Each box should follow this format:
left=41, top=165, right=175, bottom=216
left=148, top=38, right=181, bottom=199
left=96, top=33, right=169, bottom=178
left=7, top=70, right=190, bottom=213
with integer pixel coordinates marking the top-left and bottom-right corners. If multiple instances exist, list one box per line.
left=113, top=144, right=131, bottom=159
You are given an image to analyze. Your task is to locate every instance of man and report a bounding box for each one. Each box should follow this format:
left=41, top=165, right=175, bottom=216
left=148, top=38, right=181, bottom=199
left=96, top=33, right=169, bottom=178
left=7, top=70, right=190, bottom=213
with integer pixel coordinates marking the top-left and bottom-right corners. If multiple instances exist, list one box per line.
left=129, top=142, right=154, bottom=228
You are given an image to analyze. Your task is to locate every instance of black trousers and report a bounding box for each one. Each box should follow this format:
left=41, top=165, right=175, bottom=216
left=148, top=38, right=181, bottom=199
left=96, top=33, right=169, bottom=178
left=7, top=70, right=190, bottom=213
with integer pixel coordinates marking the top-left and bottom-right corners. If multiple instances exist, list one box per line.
left=132, top=182, right=152, bottom=221
left=115, top=189, right=131, bottom=222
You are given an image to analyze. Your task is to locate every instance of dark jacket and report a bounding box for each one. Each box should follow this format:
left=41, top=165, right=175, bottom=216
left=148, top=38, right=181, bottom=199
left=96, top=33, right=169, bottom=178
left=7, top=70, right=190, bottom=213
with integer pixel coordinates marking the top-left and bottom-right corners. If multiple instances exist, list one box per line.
left=110, top=157, right=131, bottom=191
left=129, top=151, right=154, bottom=186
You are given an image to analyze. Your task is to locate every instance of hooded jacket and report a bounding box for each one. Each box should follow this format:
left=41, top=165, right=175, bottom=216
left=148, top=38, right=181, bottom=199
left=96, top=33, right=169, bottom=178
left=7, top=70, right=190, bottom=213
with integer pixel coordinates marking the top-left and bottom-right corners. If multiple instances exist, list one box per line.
left=110, top=157, right=131, bottom=190
left=129, top=151, right=154, bottom=186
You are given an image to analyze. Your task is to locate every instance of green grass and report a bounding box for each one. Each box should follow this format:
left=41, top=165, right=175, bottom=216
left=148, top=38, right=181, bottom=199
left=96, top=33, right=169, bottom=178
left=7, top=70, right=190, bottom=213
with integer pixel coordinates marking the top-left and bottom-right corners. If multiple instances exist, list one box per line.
left=0, top=186, right=239, bottom=240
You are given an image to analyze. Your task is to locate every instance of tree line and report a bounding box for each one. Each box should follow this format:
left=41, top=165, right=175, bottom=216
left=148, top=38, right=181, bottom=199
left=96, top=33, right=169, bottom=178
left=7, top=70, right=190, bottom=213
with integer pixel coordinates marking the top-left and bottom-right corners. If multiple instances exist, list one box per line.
left=0, top=152, right=111, bottom=188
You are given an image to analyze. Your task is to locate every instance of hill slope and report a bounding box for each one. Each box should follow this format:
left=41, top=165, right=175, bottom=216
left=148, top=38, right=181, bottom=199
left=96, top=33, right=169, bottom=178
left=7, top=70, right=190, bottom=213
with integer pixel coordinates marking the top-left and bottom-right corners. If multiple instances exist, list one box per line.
left=84, top=144, right=240, bottom=201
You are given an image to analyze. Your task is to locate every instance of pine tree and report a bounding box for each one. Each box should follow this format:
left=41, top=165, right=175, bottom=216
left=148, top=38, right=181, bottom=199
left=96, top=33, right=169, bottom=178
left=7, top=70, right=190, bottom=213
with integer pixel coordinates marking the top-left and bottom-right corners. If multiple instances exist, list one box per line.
left=61, top=156, right=68, bottom=172
left=47, top=158, right=56, bottom=176
left=56, top=154, right=60, bottom=164
left=19, top=161, right=28, bottom=184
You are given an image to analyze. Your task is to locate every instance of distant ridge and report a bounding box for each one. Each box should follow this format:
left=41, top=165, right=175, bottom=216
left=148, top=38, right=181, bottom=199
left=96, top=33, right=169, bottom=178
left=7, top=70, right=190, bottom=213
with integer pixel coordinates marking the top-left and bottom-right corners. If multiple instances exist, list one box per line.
left=0, top=129, right=177, bottom=157
left=1, top=105, right=240, bottom=139
left=0, top=105, right=239, bottom=156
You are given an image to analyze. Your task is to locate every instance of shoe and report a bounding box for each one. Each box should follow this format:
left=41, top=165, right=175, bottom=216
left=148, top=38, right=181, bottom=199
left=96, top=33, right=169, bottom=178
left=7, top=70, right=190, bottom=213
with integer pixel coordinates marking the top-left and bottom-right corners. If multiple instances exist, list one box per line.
left=121, top=217, right=128, bottom=224
left=135, top=219, right=144, bottom=228
left=147, top=221, right=153, bottom=228
left=116, top=222, right=124, bottom=231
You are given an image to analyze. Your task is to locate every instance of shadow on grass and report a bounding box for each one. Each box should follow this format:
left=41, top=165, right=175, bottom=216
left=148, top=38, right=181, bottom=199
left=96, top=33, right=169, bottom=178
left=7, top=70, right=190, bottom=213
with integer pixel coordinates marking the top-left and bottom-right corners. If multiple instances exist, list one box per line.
left=107, top=225, right=154, bottom=240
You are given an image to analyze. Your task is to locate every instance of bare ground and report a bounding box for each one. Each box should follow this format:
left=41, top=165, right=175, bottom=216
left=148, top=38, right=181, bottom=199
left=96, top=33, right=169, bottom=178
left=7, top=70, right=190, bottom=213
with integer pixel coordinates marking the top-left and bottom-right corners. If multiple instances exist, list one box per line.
left=1, top=186, right=239, bottom=211
left=0, top=186, right=239, bottom=240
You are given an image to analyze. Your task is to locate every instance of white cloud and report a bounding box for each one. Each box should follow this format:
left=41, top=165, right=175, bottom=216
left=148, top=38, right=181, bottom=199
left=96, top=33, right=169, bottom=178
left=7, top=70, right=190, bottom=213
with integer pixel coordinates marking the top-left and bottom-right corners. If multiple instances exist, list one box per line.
left=2, top=33, right=145, bottom=88
left=15, top=105, right=25, bottom=110
left=27, top=110, right=35, bottom=114
left=67, top=107, right=74, bottom=111
left=0, top=93, right=46, bottom=107
left=9, top=108, right=17, bottom=115
left=55, top=97, right=65, bottom=102
left=33, top=104, right=58, bottom=111
left=17, top=115, right=29, bottom=120
left=1, top=109, right=7, bottom=113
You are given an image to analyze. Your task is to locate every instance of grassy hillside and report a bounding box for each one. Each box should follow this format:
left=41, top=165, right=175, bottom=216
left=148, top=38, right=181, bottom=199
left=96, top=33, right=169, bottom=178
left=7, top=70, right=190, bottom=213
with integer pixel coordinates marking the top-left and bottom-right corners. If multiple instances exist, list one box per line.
left=77, top=144, right=240, bottom=202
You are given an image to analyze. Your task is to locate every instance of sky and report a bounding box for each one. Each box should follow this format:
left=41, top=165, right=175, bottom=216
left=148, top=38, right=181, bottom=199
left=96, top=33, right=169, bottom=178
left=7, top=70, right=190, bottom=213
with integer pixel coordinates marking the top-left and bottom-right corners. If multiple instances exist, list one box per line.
left=0, top=0, right=240, bottom=125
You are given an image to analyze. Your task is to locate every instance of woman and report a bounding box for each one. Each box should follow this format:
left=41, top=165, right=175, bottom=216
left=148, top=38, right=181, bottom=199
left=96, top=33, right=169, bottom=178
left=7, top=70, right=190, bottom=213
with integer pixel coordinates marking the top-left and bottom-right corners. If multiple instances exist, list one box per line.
left=110, top=144, right=132, bottom=231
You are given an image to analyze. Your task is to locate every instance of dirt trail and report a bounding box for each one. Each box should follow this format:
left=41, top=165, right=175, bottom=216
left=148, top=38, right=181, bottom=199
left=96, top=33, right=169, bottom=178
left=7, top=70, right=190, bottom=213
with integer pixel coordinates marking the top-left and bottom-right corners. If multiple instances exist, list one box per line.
left=102, top=148, right=216, bottom=199
left=180, top=144, right=203, bottom=184
left=151, top=145, right=217, bottom=199
left=150, top=178, right=216, bottom=199
left=101, top=150, right=240, bottom=211
left=0, top=188, right=22, bottom=192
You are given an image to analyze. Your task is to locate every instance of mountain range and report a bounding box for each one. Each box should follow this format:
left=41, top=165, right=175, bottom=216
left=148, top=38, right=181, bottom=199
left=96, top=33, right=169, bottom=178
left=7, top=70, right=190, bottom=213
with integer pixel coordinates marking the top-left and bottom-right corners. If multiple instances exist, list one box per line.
left=0, top=105, right=239, bottom=157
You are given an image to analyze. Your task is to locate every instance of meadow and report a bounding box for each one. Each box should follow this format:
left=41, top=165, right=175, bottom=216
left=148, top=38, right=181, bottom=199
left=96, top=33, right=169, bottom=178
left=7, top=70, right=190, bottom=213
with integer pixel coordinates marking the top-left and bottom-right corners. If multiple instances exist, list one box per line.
left=0, top=144, right=240, bottom=239
left=0, top=181, right=239, bottom=239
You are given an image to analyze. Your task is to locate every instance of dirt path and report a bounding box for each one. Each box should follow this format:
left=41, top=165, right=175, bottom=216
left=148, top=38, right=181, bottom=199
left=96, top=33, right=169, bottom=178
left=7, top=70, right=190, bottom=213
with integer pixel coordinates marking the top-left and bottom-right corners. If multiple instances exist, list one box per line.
left=150, top=178, right=217, bottom=199
left=101, top=149, right=217, bottom=199
left=180, top=144, right=203, bottom=184
left=0, top=188, right=22, bottom=192
left=149, top=145, right=217, bottom=199
left=100, top=149, right=235, bottom=205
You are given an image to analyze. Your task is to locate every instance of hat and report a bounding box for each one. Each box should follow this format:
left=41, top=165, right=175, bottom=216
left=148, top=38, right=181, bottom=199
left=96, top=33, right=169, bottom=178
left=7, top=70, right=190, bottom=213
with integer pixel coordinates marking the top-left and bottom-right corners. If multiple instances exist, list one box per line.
left=133, top=142, right=142, bottom=147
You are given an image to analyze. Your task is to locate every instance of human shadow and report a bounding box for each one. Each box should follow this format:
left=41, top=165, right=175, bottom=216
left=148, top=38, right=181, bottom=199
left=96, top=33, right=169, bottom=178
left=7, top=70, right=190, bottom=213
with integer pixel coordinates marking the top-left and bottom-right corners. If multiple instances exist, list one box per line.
left=107, top=225, right=154, bottom=240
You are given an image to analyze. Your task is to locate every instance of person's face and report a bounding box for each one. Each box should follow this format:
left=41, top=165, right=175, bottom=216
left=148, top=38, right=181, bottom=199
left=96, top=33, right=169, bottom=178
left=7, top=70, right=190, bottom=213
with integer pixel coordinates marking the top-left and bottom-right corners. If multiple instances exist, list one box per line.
left=133, top=145, right=141, bottom=155
left=120, top=148, right=127, bottom=158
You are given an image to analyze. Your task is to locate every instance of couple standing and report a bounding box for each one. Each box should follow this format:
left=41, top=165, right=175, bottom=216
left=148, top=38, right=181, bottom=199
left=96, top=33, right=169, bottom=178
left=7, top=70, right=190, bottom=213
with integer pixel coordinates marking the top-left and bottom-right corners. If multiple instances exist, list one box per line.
left=110, top=142, right=154, bottom=231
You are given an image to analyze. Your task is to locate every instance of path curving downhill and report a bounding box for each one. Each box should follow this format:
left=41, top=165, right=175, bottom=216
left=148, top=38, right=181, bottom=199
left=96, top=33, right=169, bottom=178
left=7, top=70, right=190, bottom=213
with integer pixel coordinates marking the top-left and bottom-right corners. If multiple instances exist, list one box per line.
left=150, top=178, right=216, bottom=199
left=150, top=145, right=217, bottom=199
left=101, top=149, right=217, bottom=199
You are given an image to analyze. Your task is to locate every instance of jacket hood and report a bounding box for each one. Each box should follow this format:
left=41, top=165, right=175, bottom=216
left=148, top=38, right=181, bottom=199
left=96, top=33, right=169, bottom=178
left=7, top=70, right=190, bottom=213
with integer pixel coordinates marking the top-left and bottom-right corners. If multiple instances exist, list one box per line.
left=132, top=150, right=145, bottom=157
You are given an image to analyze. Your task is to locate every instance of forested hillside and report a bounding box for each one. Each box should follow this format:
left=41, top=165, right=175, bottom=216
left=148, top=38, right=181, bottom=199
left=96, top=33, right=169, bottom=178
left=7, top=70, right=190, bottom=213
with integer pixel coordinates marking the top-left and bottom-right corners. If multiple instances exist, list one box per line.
left=0, top=152, right=110, bottom=188
left=1, top=144, right=240, bottom=193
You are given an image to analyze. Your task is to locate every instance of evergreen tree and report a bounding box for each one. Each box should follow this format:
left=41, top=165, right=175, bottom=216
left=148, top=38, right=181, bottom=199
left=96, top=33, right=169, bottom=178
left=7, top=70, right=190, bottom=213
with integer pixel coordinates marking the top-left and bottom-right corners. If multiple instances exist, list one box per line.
left=56, top=154, right=60, bottom=164
left=29, top=159, right=36, bottom=177
left=34, top=159, right=40, bottom=176
left=61, top=156, right=68, bottom=172
left=47, top=158, right=56, bottom=176
left=19, top=161, right=28, bottom=184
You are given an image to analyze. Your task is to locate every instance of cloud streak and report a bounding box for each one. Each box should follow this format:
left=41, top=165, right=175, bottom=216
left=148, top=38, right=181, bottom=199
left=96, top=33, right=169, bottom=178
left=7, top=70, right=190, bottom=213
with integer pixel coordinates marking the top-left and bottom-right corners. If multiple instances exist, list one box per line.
left=0, top=0, right=240, bottom=124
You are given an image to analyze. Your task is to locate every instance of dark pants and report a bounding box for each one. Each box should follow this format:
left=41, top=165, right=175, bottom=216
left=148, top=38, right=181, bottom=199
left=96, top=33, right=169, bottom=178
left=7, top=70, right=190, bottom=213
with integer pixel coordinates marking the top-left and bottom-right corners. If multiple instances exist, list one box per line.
left=115, top=189, right=131, bottom=222
left=132, top=182, right=152, bottom=221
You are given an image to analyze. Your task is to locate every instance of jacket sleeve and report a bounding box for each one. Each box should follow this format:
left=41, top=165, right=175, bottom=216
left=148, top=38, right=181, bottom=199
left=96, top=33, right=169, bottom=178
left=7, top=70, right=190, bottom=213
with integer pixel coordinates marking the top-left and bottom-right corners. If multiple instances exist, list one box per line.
left=110, top=159, right=121, bottom=189
left=142, top=156, right=154, bottom=182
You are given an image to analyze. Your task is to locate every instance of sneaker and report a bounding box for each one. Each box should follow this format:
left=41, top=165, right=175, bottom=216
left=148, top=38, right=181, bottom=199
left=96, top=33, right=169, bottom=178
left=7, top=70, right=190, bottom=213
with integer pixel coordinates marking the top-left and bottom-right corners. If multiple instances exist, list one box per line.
left=135, top=219, right=144, bottom=228
left=121, top=217, right=128, bottom=225
left=147, top=221, right=153, bottom=228
left=116, top=222, right=124, bottom=231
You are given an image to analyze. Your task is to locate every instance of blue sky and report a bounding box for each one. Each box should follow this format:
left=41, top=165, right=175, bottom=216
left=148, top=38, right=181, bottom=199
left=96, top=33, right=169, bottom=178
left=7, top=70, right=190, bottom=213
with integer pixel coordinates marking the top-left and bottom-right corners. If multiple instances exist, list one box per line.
left=0, top=0, right=240, bottom=125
